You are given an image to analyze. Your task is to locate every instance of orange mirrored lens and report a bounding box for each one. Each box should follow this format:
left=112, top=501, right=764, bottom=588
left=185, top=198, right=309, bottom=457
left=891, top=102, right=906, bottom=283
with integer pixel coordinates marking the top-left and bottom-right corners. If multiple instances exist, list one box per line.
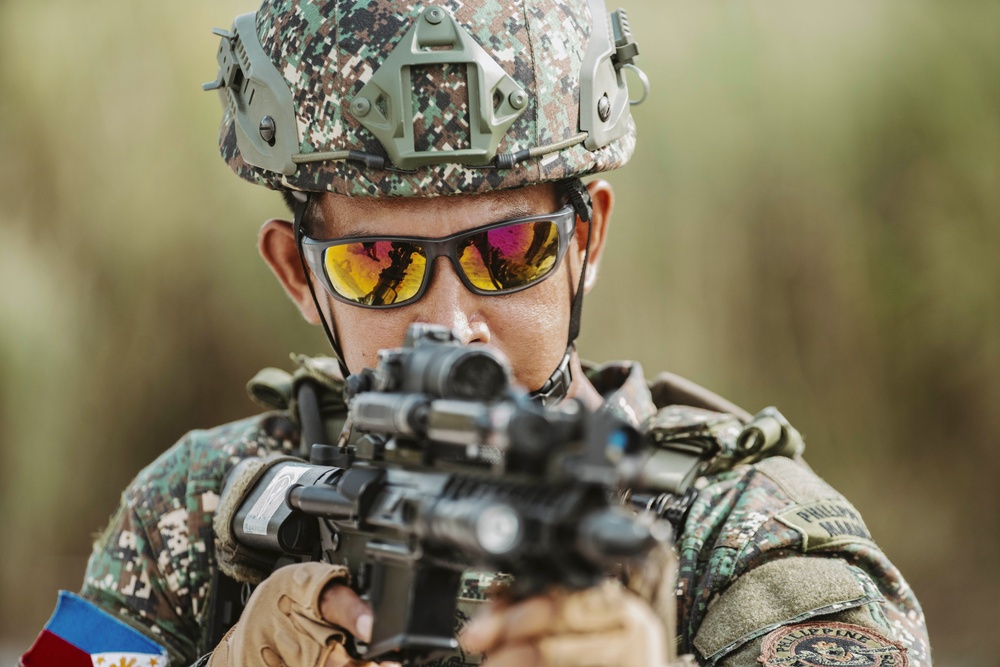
left=324, top=241, right=427, bottom=306
left=458, top=220, right=561, bottom=292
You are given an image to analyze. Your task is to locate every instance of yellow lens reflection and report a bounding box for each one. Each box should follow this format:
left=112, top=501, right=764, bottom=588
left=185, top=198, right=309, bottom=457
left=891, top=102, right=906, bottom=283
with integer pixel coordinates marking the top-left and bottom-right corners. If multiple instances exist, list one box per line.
left=324, top=241, right=427, bottom=306
left=458, top=220, right=560, bottom=291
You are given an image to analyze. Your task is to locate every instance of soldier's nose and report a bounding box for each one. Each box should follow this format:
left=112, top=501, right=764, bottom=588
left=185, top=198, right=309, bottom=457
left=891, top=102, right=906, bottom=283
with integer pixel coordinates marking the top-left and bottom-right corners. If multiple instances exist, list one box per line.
left=415, top=257, right=490, bottom=345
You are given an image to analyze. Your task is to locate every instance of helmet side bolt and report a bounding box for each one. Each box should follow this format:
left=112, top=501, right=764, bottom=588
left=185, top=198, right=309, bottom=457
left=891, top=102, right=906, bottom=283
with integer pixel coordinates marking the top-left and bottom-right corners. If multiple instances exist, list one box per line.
left=425, top=7, right=444, bottom=24
left=597, top=94, right=611, bottom=122
left=259, top=115, right=276, bottom=146
left=352, top=97, right=372, bottom=117
left=508, top=91, right=527, bottom=110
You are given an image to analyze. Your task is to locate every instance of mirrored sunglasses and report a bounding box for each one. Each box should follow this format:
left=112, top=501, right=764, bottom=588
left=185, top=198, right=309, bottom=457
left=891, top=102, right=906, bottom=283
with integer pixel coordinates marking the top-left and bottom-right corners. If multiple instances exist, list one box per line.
left=301, top=206, right=577, bottom=308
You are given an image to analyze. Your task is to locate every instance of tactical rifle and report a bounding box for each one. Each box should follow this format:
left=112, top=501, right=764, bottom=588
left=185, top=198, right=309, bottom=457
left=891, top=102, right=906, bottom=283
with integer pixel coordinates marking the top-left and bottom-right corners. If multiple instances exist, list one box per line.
left=219, top=324, right=674, bottom=665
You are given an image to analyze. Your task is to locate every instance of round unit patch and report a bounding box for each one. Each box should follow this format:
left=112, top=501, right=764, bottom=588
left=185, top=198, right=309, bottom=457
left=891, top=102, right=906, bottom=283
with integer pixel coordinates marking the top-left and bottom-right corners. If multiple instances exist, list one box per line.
left=759, top=622, right=908, bottom=667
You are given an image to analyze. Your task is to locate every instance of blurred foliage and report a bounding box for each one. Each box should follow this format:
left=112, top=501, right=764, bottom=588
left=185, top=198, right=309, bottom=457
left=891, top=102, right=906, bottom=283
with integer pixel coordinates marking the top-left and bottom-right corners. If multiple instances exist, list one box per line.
left=1, top=1, right=997, bottom=664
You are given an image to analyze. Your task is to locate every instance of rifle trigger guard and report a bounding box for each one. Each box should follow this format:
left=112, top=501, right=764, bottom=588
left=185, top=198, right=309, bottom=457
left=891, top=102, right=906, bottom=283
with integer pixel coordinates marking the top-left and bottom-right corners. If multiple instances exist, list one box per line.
left=338, top=629, right=369, bottom=662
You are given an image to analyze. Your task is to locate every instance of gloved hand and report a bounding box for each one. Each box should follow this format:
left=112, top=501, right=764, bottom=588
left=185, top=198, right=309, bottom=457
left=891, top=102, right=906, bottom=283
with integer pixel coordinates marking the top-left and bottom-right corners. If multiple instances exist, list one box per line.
left=208, top=562, right=401, bottom=667
left=458, top=580, right=667, bottom=667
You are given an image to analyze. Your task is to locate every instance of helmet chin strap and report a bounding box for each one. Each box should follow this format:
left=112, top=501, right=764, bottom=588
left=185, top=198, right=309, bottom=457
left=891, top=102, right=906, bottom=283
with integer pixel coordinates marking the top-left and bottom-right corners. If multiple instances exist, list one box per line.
left=531, top=343, right=576, bottom=406
left=293, top=196, right=352, bottom=380
left=530, top=178, right=593, bottom=406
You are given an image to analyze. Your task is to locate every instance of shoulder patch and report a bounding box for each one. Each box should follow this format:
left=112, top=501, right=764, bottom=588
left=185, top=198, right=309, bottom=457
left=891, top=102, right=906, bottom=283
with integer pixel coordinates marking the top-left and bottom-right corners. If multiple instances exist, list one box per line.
left=21, top=591, right=171, bottom=667
left=759, top=622, right=907, bottom=667
left=692, top=557, right=881, bottom=663
left=776, top=500, right=876, bottom=552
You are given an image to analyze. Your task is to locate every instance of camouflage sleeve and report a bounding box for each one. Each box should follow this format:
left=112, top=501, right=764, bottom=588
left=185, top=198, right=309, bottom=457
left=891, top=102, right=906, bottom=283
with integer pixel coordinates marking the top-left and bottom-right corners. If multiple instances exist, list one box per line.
left=676, top=457, right=931, bottom=667
left=76, top=413, right=295, bottom=665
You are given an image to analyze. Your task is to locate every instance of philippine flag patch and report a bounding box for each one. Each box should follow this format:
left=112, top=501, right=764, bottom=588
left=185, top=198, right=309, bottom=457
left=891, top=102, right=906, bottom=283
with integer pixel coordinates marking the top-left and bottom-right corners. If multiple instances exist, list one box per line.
left=21, top=591, right=170, bottom=667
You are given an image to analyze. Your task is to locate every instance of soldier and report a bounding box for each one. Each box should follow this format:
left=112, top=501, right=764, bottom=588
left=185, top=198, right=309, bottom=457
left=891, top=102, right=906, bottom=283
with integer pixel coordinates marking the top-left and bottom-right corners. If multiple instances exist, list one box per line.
left=21, top=1, right=931, bottom=666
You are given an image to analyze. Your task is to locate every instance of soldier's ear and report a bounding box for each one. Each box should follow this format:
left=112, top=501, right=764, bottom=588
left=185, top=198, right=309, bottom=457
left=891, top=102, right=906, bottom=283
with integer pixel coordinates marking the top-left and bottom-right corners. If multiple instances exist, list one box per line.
left=258, top=219, right=322, bottom=324
left=576, top=179, right=613, bottom=293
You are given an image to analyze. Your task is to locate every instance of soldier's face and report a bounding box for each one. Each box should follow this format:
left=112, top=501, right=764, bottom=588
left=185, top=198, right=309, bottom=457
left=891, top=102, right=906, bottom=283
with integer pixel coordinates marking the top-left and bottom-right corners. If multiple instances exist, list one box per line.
left=262, top=181, right=612, bottom=394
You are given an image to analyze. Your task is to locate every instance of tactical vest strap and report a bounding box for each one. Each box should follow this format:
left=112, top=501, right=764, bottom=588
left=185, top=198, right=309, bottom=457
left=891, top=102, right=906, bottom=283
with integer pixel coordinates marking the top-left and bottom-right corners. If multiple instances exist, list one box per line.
left=637, top=405, right=805, bottom=497
left=635, top=372, right=805, bottom=497
left=247, top=354, right=348, bottom=456
left=648, top=371, right=753, bottom=424
left=246, top=366, right=295, bottom=409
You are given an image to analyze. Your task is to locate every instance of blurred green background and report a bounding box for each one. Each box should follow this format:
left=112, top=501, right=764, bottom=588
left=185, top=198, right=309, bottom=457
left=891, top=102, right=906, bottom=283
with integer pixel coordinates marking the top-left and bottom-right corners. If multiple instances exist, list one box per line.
left=1, top=0, right=997, bottom=663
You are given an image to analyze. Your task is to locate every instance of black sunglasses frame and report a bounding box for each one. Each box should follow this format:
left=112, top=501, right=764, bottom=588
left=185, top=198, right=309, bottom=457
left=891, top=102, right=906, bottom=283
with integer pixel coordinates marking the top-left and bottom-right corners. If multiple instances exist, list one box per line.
left=301, top=205, right=578, bottom=309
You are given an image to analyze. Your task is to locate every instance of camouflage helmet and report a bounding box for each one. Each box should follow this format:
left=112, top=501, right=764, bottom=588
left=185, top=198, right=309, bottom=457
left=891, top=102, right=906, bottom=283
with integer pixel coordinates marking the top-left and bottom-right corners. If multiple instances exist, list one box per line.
left=205, top=0, right=647, bottom=197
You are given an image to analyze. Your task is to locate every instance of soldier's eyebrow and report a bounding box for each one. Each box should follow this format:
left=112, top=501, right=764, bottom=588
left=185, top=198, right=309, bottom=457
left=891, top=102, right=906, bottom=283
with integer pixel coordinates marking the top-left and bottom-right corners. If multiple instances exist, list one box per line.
left=481, top=184, right=560, bottom=223
left=314, top=182, right=557, bottom=238
left=314, top=206, right=384, bottom=239
left=485, top=200, right=536, bottom=222
left=327, top=201, right=545, bottom=239
left=331, top=224, right=388, bottom=238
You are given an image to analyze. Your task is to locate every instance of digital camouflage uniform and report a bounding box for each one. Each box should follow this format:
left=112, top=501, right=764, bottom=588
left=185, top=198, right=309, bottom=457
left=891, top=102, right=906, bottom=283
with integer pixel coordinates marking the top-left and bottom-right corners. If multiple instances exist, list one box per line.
left=27, top=1, right=931, bottom=664
left=73, top=361, right=930, bottom=667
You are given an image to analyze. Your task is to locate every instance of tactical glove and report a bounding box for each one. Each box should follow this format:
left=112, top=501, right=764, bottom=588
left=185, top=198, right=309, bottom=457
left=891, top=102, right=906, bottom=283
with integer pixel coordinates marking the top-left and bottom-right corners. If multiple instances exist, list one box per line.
left=208, top=561, right=358, bottom=667
left=460, top=579, right=670, bottom=667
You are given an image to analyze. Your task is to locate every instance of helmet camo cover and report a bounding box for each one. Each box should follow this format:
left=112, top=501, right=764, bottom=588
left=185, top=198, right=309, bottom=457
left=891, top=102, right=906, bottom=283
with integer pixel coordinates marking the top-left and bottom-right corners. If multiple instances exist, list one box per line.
left=206, top=0, right=645, bottom=197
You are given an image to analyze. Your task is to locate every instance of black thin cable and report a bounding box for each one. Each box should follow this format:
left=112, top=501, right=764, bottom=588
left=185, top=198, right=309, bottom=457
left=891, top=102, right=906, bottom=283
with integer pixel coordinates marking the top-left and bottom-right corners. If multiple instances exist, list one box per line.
left=564, top=180, right=593, bottom=345
left=530, top=179, right=593, bottom=405
left=293, top=197, right=351, bottom=379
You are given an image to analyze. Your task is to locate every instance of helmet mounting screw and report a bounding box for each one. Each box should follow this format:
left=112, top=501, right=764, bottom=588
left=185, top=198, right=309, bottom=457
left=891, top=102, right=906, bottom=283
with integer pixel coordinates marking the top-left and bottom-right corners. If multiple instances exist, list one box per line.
left=351, top=98, right=372, bottom=117
left=508, top=91, right=527, bottom=110
left=597, top=94, right=611, bottom=122
left=425, top=7, right=444, bottom=24
left=259, top=115, right=276, bottom=145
